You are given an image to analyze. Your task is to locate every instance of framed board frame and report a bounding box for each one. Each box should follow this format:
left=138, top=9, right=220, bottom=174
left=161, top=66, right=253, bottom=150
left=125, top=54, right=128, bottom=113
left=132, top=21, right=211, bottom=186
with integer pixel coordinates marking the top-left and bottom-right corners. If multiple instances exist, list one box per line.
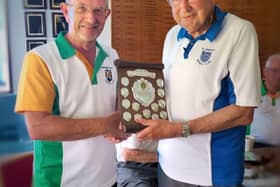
left=25, top=12, right=46, bottom=37
left=52, top=12, right=68, bottom=37
left=50, top=0, right=65, bottom=10
left=26, top=39, right=47, bottom=51
left=24, top=0, right=47, bottom=9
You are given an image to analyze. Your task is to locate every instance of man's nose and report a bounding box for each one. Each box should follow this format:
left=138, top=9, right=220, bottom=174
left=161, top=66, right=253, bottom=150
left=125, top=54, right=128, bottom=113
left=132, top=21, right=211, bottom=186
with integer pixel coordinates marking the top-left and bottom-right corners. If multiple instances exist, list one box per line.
left=180, top=0, right=193, bottom=12
left=84, top=10, right=97, bottom=23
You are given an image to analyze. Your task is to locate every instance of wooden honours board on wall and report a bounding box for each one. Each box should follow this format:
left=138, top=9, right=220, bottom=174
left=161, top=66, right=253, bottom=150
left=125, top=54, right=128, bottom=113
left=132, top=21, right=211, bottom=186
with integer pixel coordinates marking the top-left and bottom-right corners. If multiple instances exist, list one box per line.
left=216, top=0, right=280, bottom=67
left=111, top=0, right=174, bottom=63
left=112, top=0, right=280, bottom=66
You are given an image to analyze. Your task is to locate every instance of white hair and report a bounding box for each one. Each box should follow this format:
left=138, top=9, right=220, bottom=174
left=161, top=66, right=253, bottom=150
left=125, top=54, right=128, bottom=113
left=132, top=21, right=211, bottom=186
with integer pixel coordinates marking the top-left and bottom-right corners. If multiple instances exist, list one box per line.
left=265, top=53, right=280, bottom=68
left=65, top=0, right=109, bottom=8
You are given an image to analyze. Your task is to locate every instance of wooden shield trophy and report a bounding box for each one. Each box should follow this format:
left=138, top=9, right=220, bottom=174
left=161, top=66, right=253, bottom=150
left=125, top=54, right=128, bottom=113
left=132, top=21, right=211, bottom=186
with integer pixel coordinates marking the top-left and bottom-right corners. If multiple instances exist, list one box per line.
left=114, top=60, right=168, bottom=133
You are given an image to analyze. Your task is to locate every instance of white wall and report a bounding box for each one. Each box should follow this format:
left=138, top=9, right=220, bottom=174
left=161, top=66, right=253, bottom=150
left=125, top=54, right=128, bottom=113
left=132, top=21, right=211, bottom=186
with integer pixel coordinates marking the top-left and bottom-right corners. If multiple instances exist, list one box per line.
left=8, top=0, right=26, bottom=93
left=98, top=0, right=112, bottom=46
left=8, top=0, right=112, bottom=93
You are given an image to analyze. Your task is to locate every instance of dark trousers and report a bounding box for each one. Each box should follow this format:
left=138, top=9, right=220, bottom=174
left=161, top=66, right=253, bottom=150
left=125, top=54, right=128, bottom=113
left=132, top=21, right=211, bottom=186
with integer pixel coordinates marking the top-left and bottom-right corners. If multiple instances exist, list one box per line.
left=158, top=164, right=244, bottom=187
left=117, top=161, right=158, bottom=187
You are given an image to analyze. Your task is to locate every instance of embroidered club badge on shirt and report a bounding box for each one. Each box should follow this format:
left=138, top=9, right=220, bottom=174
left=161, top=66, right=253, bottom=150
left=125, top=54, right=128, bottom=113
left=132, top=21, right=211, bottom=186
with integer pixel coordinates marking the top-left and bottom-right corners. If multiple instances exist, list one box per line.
left=104, top=68, right=113, bottom=84
left=197, top=48, right=214, bottom=65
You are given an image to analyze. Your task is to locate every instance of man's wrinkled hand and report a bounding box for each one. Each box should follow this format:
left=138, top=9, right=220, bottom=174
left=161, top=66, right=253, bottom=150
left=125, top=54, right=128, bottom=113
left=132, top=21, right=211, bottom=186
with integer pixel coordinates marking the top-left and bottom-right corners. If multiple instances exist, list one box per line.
left=104, top=114, right=129, bottom=143
left=135, top=118, right=181, bottom=140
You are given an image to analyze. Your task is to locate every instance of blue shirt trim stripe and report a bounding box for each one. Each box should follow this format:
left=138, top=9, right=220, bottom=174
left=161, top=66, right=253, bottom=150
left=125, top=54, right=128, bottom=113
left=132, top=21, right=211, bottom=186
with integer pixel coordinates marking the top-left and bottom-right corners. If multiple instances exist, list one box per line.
left=177, top=6, right=227, bottom=59
left=211, top=73, right=246, bottom=186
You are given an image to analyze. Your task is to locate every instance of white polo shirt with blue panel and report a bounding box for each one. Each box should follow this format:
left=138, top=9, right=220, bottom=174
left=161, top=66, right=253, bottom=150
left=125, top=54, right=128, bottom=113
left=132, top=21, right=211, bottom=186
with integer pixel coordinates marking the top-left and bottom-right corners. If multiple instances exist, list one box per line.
left=160, top=7, right=261, bottom=186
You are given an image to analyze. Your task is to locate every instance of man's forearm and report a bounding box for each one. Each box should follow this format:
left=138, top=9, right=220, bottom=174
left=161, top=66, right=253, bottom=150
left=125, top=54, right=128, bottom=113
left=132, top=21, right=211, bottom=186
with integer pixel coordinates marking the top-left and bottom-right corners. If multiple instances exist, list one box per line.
left=25, top=111, right=109, bottom=141
left=188, top=105, right=254, bottom=134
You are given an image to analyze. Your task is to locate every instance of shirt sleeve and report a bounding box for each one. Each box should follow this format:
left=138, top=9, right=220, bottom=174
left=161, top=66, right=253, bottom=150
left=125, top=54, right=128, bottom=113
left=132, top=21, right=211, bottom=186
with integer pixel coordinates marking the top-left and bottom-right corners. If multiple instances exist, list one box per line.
left=228, top=21, right=261, bottom=107
left=15, top=52, right=55, bottom=113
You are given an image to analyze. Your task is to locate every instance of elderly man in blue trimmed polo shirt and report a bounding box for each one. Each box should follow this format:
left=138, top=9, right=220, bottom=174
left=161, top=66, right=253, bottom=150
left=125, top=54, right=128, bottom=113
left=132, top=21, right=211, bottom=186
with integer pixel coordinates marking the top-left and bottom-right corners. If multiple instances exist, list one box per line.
left=136, top=0, right=261, bottom=187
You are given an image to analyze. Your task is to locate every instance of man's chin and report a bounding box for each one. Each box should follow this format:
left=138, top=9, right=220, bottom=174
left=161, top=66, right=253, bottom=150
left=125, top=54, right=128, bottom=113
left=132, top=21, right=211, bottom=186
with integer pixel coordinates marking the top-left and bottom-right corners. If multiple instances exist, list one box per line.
left=80, top=34, right=98, bottom=43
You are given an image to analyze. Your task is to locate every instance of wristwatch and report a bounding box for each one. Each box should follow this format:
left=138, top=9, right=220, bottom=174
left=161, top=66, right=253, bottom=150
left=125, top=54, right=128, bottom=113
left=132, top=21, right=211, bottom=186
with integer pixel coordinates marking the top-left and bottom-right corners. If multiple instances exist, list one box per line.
left=182, top=121, right=191, bottom=137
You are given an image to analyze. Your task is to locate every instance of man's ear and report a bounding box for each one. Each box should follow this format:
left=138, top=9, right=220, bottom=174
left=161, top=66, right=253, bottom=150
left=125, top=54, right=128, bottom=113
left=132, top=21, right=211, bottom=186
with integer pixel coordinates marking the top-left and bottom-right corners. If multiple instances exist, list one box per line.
left=105, top=9, right=111, bottom=19
left=60, top=3, right=71, bottom=24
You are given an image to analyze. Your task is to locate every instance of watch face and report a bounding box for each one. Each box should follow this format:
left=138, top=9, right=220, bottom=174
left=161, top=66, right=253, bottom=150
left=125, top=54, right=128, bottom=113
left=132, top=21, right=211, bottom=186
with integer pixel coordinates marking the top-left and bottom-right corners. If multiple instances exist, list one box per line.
left=182, top=123, right=190, bottom=137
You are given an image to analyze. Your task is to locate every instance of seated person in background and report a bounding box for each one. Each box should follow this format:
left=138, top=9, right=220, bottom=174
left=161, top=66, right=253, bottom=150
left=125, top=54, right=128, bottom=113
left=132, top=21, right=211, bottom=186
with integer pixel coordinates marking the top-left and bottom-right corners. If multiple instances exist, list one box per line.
left=253, top=147, right=280, bottom=174
left=116, top=134, right=158, bottom=187
left=250, top=53, right=280, bottom=147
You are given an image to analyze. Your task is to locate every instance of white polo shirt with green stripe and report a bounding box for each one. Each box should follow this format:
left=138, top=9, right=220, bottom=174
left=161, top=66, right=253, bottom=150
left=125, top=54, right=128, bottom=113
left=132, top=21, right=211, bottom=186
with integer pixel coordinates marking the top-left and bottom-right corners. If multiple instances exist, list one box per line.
left=30, top=33, right=119, bottom=187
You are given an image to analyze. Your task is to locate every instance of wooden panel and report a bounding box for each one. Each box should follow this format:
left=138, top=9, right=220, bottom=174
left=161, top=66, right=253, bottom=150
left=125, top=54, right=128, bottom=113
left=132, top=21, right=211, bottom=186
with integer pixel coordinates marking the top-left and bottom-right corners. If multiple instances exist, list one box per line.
left=216, top=0, right=280, bottom=66
left=112, top=0, right=174, bottom=63
left=112, top=1, right=280, bottom=66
